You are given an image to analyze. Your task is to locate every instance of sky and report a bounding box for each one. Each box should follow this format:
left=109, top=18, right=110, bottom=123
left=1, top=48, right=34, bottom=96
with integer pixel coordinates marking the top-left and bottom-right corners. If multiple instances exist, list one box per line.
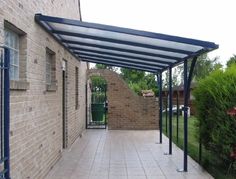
left=80, top=0, right=236, bottom=66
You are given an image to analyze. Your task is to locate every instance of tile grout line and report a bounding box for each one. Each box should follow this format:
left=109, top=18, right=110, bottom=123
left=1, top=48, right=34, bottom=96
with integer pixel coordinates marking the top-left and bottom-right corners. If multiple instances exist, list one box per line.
left=70, top=131, right=97, bottom=178
left=123, top=132, right=128, bottom=179
left=108, top=130, right=112, bottom=179
left=88, top=130, right=105, bottom=178
left=130, top=131, right=148, bottom=179
left=148, top=132, right=168, bottom=179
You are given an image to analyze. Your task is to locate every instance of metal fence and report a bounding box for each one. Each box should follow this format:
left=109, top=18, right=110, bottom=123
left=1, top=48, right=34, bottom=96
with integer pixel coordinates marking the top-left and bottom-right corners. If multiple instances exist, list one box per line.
left=0, top=47, right=10, bottom=179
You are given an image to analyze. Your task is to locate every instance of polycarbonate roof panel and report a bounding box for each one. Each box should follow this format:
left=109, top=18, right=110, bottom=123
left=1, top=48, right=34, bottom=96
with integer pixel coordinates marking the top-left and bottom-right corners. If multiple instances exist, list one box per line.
left=70, top=45, right=178, bottom=63
left=35, top=14, right=219, bottom=73
left=60, top=35, right=188, bottom=58
left=49, top=22, right=203, bottom=52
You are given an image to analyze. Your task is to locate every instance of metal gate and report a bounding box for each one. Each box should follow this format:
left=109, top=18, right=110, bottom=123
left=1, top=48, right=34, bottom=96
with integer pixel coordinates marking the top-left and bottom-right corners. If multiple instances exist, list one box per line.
left=86, top=84, right=107, bottom=129
left=0, top=47, right=10, bottom=179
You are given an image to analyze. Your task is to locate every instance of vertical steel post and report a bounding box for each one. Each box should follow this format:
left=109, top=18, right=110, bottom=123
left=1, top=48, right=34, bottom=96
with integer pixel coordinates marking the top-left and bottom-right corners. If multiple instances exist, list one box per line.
left=4, top=48, right=10, bottom=179
left=158, top=73, right=162, bottom=143
left=85, top=83, right=88, bottom=129
left=165, top=92, right=168, bottom=134
left=183, top=59, right=188, bottom=171
left=0, top=48, right=3, bottom=159
left=168, top=67, right=172, bottom=154
left=104, top=83, right=107, bottom=129
left=183, top=56, right=197, bottom=172
left=176, top=90, right=179, bottom=144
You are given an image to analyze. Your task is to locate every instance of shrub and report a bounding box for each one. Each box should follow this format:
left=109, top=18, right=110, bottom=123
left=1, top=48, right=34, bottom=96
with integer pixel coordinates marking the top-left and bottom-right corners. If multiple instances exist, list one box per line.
left=193, top=65, right=236, bottom=170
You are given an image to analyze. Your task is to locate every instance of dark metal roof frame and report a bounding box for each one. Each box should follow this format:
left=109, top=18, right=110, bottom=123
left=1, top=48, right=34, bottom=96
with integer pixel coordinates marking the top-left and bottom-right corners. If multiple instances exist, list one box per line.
left=35, top=14, right=218, bottom=49
left=35, top=14, right=218, bottom=73
left=80, top=57, right=157, bottom=73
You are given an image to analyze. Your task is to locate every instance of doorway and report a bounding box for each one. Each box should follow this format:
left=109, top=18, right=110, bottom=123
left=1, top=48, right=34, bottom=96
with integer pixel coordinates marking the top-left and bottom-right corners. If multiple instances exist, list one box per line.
left=87, top=75, right=107, bottom=129
left=62, top=59, right=68, bottom=148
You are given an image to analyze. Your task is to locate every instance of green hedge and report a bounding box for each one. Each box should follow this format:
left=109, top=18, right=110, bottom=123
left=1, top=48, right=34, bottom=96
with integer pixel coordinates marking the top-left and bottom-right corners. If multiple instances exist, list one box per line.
left=193, top=65, right=236, bottom=170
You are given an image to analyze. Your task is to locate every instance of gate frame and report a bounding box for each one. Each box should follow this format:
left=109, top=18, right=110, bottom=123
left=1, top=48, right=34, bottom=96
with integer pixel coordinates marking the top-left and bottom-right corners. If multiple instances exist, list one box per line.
left=86, top=82, right=107, bottom=129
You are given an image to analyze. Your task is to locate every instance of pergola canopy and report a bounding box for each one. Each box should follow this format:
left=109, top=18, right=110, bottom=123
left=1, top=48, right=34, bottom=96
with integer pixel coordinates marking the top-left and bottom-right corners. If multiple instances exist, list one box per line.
left=35, top=14, right=218, bottom=73
left=33, top=13, right=220, bottom=173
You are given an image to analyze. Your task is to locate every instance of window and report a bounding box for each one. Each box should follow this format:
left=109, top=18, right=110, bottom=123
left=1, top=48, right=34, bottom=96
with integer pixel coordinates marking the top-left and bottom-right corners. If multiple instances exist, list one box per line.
left=45, top=48, right=57, bottom=91
left=4, top=28, right=19, bottom=80
left=75, top=67, right=79, bottom=109
left=4, top=21, right=29, bottom=90
left=46, top=51, right=52, bottom=85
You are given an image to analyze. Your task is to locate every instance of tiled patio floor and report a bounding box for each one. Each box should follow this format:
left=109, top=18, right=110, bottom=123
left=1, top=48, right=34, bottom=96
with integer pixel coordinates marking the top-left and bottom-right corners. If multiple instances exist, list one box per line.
left=45, top=130, right=213, bottom=179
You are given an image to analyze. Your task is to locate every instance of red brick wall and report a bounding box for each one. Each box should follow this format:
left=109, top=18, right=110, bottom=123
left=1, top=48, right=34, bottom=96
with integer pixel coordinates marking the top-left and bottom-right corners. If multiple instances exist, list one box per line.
left=88, top=69, right=159, bottom=130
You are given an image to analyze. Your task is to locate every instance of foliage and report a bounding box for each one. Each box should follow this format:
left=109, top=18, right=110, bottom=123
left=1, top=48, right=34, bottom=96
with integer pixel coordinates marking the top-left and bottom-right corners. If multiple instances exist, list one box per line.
left=92, top=92, right=106, bottom=103
left=163, top=67, right=181, bottom=88
left=120, top=68, right=158, bottom=96
left=90, top=65, right=112, bottom=103
left=175, top=54, right=222, bottom=84
left=192, top=55, right=222, bottom=81
left=226, top=54, right=236, bottom=68
left=144, top=73, right=158, bottom=95
left=90, top=75, right=107, bottom=103
left=120, top=68, right=145, bottom=83
left=95, top=64, right=117, bottom=71
left=91, top=64, right=109, bottom=91
left=193, top=65, right=236, bottom=170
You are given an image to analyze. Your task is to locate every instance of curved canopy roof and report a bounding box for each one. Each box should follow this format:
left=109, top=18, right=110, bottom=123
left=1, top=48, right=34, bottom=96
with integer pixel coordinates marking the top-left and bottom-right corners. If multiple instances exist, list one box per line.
left=35, top=14, right=218, bottom=73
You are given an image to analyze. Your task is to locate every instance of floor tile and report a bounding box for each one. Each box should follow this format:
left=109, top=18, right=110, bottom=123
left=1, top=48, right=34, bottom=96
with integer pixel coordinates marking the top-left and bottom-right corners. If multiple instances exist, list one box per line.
left=44, top=130, right=213, bottom=179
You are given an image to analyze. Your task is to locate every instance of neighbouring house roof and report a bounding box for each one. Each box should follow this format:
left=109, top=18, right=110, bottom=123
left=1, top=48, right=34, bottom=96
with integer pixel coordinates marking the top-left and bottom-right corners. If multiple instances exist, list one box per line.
left=162, top=82, right=197, bottom=92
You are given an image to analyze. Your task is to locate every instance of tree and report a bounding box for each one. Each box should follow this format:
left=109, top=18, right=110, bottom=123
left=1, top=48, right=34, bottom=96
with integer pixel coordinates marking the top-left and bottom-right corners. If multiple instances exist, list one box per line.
left=120, top=68, right=158, bottom=96
left=162, top=70, right=169, bottom=89
left=172, top=67, right=182, bottom=87
left=90, top=75, right=106, bottom=91
left=226, top=54, right=236, bottom=68
left=120, top=68, right=145, bottom=83
left=192, top=55, right=222, bottom=81
left=176, top=54, right=222, bottom=84
left=144, top=73, right=158, bottom=95
left=193, top=65, right=236, bottom=170
left=94, top=64, right=117, bottom=71
left=162, top=66, right=182, bottom=89
left=90, top=64, right=109, bottom=92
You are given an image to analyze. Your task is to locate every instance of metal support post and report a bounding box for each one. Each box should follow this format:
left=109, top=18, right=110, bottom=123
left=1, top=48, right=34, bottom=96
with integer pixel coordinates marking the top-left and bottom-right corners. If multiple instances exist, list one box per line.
left=85, top=83, right=88, bottom=129
left=168, top=67, right=172, bottom=155
left=176, top=90, right=179, bottom=144
left=178, top=56, right=197, bottom=172
left=4, top=48, right=10, bottom=179
left=164, top=67, right=172, bottom=155
left=158, top=73, right=162, bottom=144
left=183, top=59, right=188, bottom=171
left=105, top=84, right=107, bottom=129
left=165, top=92, right=168, bottom=134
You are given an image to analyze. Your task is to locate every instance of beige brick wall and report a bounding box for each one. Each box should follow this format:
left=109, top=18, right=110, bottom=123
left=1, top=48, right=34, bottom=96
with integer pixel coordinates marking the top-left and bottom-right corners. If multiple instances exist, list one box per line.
left=0, top=0, right=87, bottom=178
left=88, top=69, right=159, bottom=130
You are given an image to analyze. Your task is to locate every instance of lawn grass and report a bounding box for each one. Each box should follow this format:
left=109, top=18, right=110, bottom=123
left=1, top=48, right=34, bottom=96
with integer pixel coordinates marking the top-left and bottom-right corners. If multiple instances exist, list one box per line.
left=162, top=113, right=236, bottom=179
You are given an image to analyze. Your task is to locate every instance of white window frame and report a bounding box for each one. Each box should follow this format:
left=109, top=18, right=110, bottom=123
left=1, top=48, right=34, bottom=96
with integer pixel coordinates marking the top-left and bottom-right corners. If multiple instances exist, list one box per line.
left=4, top=28, right=20, bottom=80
